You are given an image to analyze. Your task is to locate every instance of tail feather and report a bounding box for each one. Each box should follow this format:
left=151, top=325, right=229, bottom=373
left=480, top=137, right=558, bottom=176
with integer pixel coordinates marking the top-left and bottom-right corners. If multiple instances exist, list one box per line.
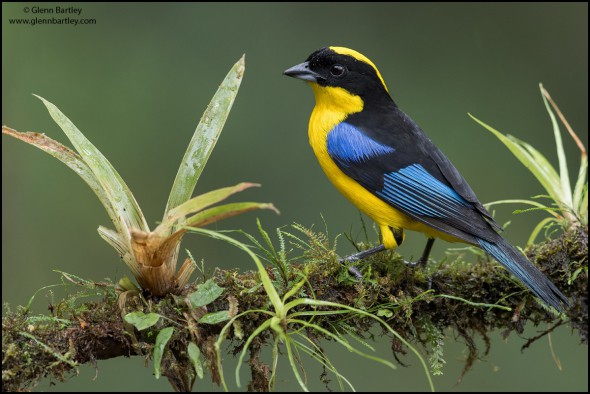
left=477, top=237, right=570, bottom=312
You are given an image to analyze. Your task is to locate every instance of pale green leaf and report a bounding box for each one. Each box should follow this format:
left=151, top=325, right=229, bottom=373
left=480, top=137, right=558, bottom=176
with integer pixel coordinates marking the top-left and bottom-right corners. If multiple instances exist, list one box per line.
left=508, top=134, right=561, bottom=194
left=257, top=217, right=277, bottom=256
left=578, top=185, right=588, bottom=225
left=164, top=56, right=245, bottom=216
left=281, top=277, right=307, bottom=304
left=34, top=95, right=148, bottom=238
left=198, top=310, right=230, bottom=324
left=234, top=318, right=273, bottom=389
left=485, top=198, right=553, bottom=211
left=527, top=217, right=557, bottom=245
left=188, top=342, right=204, bottom=379
left=291, top=334, right=355, bottom=391
left=240, top=218, right=280, bottom=266
left=290, top=318, right=397, bottom=370
left=2, top=127, right=118, bottom=232
left=469, top=114, right=562, bottom=201
left=97, top=226, right=126, bottom=256
left=284, top=337, right=309, bottom=392
left=118, top=276, right=140, bottom=292
left=573, top=156, right=588, bottom=224
left=157, top=183, right=260, bottom=236
left=540, top=84, right=573, bottom=208
left=287, top=298, right=435, bottom=391
left=569, top=266, right=587, bottom=285
left=154, top=327, right=174, bottom=379
left=186, top=201, right=279, bottom=228
left=124, top=311, right=161, bottom=331
left=187, top=279, right=224, bottom=308
left=97, top=226, right=136, bottom=276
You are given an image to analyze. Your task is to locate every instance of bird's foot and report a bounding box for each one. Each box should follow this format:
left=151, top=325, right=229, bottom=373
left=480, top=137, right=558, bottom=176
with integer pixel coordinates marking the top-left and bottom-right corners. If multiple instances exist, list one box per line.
left=403, top=257, right=433, bottom=289
left=403, top=238, right=435, bottom=268
left=339, top=255, right=363, bottom=280
left=346, top=264, right=363, bottom=280
left=339, top=244, right=387, bottom=280
left=403, top=257, right=428, bottom=268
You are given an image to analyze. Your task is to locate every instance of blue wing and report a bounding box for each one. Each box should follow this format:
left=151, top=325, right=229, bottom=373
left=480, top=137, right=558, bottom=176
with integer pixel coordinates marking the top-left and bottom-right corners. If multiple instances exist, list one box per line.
left=326, top=120, right=499, bottom=243
left=378, top=163, right=471, bottom=218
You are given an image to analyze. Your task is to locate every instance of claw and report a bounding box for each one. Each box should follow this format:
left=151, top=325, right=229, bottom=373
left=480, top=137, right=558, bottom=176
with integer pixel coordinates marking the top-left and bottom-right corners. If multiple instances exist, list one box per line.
left=338, top=256, right=363, bottom=279
left=348, top=265, right=363, bottom=280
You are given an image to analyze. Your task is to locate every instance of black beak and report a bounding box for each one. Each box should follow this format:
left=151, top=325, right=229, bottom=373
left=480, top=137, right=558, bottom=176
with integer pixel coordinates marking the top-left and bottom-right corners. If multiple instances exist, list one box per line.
left=283, top=61, right=323, bottom=82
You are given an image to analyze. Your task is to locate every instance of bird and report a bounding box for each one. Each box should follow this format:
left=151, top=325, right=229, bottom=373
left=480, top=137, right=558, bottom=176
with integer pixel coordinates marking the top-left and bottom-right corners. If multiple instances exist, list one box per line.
left=283, top=46, right=570, bottom=312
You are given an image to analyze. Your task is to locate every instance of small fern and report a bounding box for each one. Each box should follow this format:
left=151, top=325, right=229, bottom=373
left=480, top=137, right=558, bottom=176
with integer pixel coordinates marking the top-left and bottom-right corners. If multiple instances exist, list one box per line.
left=422, top=319, right=446, bottom=376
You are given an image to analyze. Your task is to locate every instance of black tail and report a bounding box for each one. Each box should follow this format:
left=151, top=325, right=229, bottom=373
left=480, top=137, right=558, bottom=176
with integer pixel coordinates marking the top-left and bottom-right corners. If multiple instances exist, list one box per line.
left=477, top=237, right=570, bottom=312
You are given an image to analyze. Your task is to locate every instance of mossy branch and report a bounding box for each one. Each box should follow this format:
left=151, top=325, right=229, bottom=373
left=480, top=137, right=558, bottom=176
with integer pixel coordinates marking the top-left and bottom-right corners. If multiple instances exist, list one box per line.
left=2, top=226, right=587, bottom=392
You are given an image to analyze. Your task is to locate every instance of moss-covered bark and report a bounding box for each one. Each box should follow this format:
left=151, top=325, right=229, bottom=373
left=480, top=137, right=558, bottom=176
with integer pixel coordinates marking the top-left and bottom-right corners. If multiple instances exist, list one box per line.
left=2, top=226, right=587, bottom=392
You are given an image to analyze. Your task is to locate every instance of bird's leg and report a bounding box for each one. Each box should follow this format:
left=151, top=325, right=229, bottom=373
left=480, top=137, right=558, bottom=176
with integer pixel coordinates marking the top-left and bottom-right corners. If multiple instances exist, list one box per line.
left=405, top=238, right=435, bottom=267
left=340, top=238, right=435, bottom=277
left=339, top=244, right=386, bottom=279
left=341, top=244, right=387, bottom=263
left=339, top=227, right=403, bottom=279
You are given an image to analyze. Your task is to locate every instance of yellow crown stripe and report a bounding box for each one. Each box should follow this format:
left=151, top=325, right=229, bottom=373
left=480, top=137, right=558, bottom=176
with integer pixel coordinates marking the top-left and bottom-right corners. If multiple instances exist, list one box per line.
left=330, top=46, right=389, bottom=92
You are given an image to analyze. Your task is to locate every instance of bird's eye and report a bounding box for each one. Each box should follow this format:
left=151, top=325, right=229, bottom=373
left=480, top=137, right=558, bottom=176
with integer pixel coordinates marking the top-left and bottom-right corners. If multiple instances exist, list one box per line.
left=330, top=64, right=346, bottom=77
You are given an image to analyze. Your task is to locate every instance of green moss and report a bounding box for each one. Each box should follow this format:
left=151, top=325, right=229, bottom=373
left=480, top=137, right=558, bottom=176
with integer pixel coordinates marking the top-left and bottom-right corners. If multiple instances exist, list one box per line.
left=2, top=287, right=125, bottom=391
left=3, top=226, right=586, bottom=391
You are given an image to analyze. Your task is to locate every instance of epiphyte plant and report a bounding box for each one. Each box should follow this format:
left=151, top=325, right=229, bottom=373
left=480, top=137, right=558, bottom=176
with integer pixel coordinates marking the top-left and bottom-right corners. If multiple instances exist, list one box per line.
left=3, top=55, right=277, bottom=296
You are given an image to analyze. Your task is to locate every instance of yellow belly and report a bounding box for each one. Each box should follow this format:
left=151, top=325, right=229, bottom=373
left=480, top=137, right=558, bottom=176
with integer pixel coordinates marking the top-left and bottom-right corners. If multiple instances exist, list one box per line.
left=315, top=144, right=414, bottom=230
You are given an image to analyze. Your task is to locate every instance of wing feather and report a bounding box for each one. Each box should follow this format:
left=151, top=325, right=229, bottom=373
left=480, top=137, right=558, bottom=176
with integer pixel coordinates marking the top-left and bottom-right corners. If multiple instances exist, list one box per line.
left=326, top=117, right=500, bottom=243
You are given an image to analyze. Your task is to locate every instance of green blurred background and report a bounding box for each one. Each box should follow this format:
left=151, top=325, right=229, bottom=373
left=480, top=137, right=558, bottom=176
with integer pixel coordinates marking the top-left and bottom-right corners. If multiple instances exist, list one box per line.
left=2, top=2, right=587, bottom=391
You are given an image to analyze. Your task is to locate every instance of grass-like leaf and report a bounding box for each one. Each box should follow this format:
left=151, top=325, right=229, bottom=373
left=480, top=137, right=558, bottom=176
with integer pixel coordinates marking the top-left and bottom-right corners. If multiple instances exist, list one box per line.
left=470, top=84, right=587, bottom=232
left=286, top=299, right=434, bottom=391
left=283, top=335, right=308, bottom=391
left=186, top=202, right=279, bottom=229
left=292, top=332, right=355, bottom=391
left=239, top=219, right=296, bottom=287
left=469, top=114, right=562, bottom=203
left=485, top=199, right=561, bottom=244
left=540, top=84, right=573, bottom=209
left=234, top=318, right=275, bottom=389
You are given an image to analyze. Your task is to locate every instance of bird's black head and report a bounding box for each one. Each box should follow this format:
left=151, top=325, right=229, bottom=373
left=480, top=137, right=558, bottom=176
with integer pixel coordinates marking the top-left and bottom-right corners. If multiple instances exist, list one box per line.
left=284, top=46, right=390, bottom=100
